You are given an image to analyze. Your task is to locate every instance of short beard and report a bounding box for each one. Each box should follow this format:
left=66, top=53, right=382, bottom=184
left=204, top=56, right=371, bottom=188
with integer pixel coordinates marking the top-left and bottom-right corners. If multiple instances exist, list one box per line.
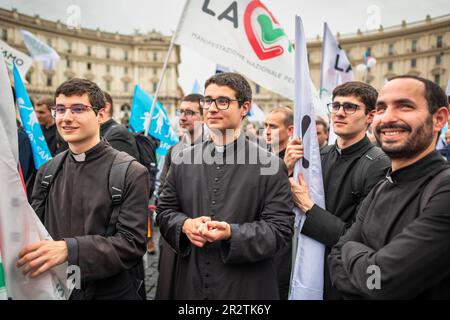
left=375, top=115, right=434, bottom=159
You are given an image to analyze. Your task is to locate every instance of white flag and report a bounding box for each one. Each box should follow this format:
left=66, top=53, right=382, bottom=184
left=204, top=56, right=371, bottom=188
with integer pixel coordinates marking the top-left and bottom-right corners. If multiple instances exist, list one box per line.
left=289, top=16, right=326, bottom=301
left=320, top=22, right=354, bottom=145
left=20, top=30, right=60, bottom=70
left=320, top=22, right=353, bottom=100
left=0, top=57, right=18, bottom=163
left=175, top=0, right=327, bottom=121
left=174, top=0, right=295, bottom=99
left=0, top=39, right=33, bottom=80
left=0, top=58, right=69, bottom=300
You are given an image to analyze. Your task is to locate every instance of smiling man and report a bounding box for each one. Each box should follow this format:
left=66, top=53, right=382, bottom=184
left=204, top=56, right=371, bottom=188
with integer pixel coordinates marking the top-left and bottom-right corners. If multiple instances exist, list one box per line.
left=156, top=72, right=294, bottom=300
left=17, top=78, right=150, bottom=300
left=285, top=81, right=390, bottom=299
left=329, top=75, right=450, bottom=299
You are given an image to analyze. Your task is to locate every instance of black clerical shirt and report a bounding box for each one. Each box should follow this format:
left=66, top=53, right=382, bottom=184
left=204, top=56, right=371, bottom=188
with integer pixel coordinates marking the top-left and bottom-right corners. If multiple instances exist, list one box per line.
left=329, top=151, right=450, bottom=299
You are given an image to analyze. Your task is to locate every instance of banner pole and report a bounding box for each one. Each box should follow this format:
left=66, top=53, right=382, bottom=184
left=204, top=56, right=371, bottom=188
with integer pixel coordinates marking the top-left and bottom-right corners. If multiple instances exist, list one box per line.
left=319, top=23, right=326, bottom=99
left=144, top=0, right=190, bottom=137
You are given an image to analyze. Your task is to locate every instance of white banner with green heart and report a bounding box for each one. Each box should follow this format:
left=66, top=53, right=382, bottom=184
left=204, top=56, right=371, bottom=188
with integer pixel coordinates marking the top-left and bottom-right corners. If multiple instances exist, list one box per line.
left=175, top=0, right=296, bottom=99
left=175, top=0, right=327, bottom=118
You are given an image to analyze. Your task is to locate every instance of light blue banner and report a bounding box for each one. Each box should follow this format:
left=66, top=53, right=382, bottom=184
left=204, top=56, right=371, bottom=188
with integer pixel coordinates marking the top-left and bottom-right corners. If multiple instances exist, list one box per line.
left=13, top=64, right=52, bottom=169
left=129, top=85, right=178, bottom=156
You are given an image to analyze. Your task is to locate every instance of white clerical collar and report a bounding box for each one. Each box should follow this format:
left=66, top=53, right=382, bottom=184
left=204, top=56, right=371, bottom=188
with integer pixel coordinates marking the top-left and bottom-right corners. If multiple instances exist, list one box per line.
left=72, top=153, right=86, bottom=162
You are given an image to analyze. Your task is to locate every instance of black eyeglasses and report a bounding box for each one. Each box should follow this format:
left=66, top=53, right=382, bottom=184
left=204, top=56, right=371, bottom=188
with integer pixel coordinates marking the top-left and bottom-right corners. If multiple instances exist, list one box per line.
left=200, top=97, right=241, bottom=110
left=176, top=109, right=200, bottom=117
left=51, top=104, right=96, bottom=118
left=327, top=102, right=360, bottom=114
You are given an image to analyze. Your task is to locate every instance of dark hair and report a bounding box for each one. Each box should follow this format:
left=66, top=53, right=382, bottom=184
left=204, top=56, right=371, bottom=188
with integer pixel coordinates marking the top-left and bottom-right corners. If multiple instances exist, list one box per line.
left=204, top=72, right=252, bottom=106
left=269, top=106, right=293, bottom=127
left=182, top=93, right=204, bottom=115
left=103, top=91, right=113, bottom=116
left=388, top=75, right=449, bottom=114
left=54, top=78, right=106, bottom=111
left=316, top=116, right=328, bottom=132
left=332, top=81, right=378, bottom=114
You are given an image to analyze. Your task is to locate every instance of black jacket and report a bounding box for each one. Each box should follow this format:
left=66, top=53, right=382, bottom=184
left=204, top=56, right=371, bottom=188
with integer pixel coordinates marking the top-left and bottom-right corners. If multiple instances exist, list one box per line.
left=101, top=119, right=139, bottom=160
left=301, top=136, right=390, bottom=299
left=273, top=147, right=291, bottom=300
left=17, top=122, right=36, bottom=201
left=329, top=151, right=450, bottom=299
left=156, top=134, right=294, bottom=299
left=155, top=135, right=203, bottom=300
left=41, top=124, right=58, bottom=156
left=439, top=144, right=450, bottom=163
left=32, top=141, right=150, bottom=299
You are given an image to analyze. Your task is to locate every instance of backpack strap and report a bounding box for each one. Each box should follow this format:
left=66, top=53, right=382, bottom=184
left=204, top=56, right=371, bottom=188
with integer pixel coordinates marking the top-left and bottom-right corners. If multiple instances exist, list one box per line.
left=41, top=150, right=69, bottom=193
left=106, top=151, right=136, bottom=237
left=419, top=167, right=450, bottom=213
left=351, top=145, right=386, bottom=203
left=35, top=151, right=69, bottom=219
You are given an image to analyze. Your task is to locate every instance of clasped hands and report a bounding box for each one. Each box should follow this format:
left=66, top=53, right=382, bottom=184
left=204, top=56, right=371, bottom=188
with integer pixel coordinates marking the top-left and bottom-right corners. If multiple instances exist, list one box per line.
left=182, top=216, right=231, bottom=247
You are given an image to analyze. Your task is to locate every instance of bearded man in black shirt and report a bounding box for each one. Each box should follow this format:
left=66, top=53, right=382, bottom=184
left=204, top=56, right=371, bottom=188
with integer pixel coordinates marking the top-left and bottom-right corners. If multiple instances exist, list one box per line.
left=329, top=75, right=450, bottom=299
left=285, top=81, right=390, bottom=299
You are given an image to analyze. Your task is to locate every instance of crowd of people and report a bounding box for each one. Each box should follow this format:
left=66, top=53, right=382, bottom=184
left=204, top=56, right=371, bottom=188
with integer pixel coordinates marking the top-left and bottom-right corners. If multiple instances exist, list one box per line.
left=13, top=71, right=450, bottom=300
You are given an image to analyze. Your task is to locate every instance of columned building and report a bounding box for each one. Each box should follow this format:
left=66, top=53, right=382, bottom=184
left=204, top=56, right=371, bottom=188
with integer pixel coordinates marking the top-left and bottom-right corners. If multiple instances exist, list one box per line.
left=0, top=8, right=183, bottom=121
left=308, top=14, right=450, bottom=91
left=1, top=8, right=449, bottom=122
left=251, top=14, right=450, bottom=115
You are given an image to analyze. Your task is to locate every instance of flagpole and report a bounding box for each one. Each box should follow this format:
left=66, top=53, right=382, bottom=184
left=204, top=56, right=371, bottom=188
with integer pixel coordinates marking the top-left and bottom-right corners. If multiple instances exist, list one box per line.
left=143, top=0, right=190, bottom=137
left=319, top=23, right=326, bottom=99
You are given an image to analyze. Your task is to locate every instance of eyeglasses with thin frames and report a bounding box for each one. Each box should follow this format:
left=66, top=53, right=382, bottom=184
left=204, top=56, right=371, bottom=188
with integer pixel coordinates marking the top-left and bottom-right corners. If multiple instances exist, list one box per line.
left=51, top=104, right=96, bottom=118
left=176, top=109, right=201, bottom=117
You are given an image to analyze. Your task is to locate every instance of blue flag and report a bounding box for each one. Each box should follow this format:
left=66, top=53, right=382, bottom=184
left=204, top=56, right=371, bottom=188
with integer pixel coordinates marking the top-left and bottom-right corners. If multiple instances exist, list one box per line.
left=13, top=64, right=52, bottom=169
left=129, top=85, right=178, bottom=156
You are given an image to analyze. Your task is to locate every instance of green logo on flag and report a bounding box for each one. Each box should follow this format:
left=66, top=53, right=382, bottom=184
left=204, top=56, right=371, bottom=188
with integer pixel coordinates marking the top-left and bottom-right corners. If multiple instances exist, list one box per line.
left=0, top=263, right=5, bottom=288
left=258, top=15, right=285, bottom=44
left=0, top=262, right=6, bottom=299
left=244, top=0, right=293, bottom=60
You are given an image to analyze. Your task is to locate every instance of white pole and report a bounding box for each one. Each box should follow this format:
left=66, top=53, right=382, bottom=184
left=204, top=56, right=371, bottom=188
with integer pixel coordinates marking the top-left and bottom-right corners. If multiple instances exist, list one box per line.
left=319, top=23, right=326, bottom=99
left=143, top=0, right=189, bottom=137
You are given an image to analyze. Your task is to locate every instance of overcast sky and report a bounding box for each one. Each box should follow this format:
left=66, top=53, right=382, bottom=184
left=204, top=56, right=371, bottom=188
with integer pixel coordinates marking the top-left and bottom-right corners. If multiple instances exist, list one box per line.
left=1, top=0, right=449, bottom=94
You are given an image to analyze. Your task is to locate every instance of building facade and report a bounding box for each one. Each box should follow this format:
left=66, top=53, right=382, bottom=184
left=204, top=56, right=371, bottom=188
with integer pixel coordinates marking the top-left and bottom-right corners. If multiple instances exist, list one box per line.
left=0, top=8, right=183, bottom=120
left=252, top=13, right=450, bottom=115
left=1, top=8, right=449, bottom=122
left=308, top=14, right=450, bottom=92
